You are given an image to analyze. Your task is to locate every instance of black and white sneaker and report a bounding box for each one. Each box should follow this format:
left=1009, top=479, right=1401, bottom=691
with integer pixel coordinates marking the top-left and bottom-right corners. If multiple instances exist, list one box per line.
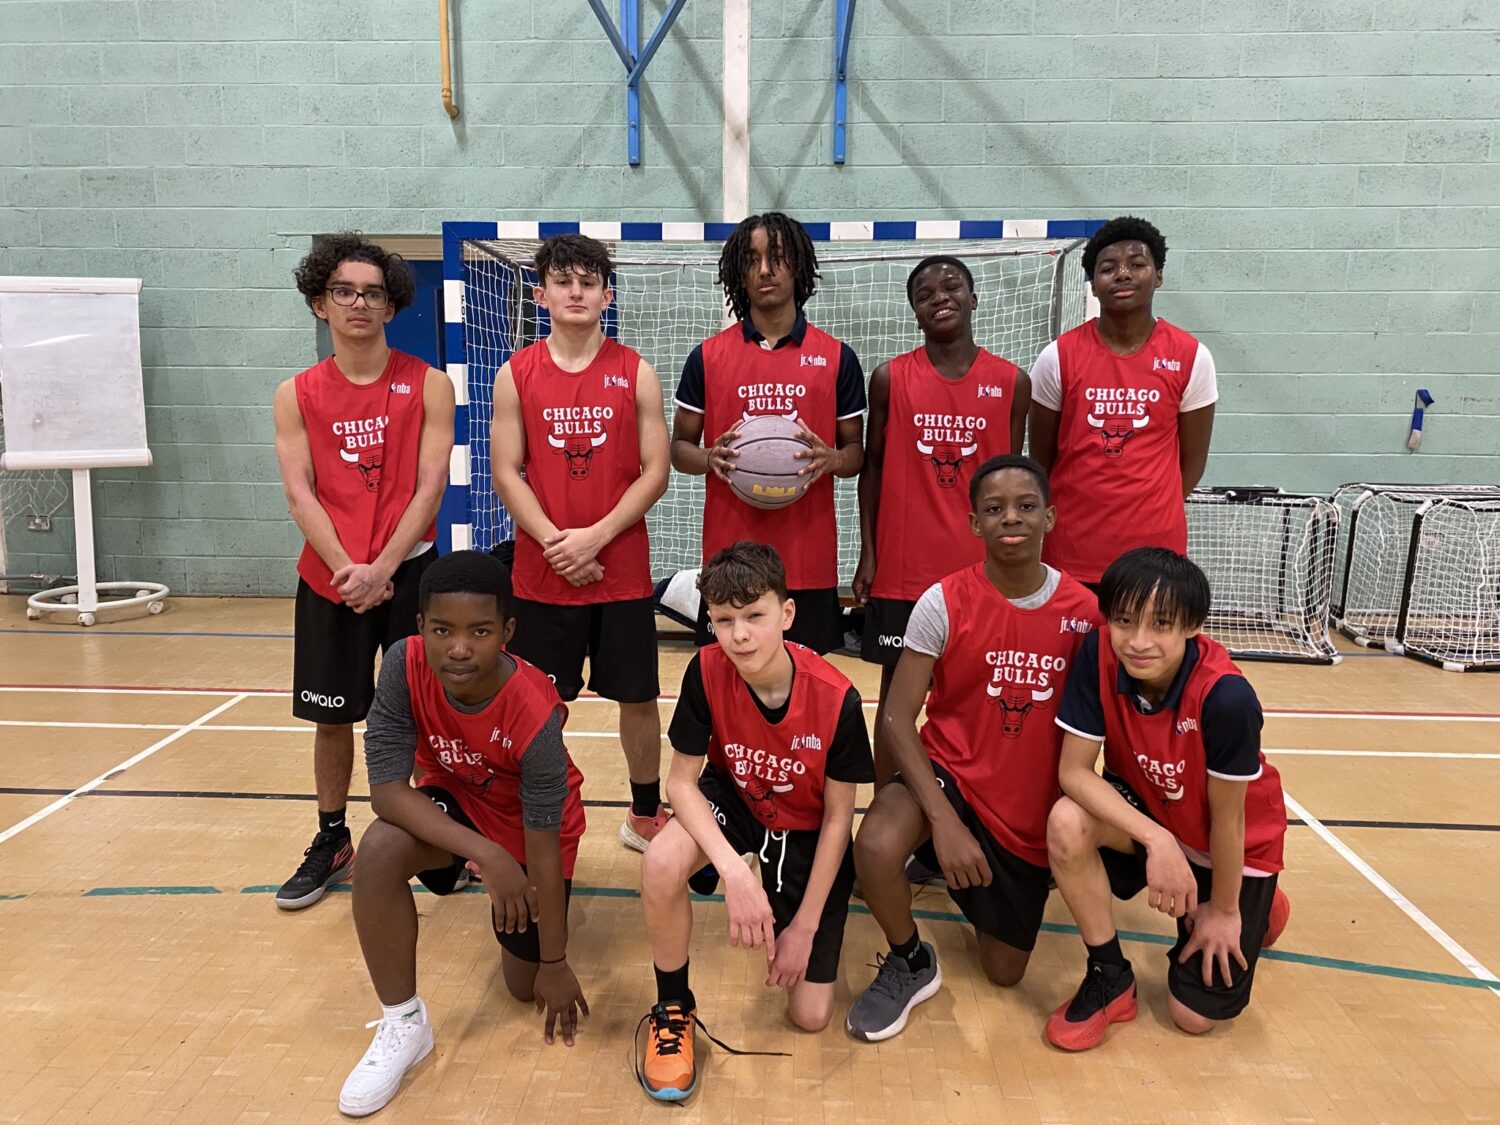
left=275, top=830, right=355, bottom=910
left=845, top=944, right=942, bottom=1042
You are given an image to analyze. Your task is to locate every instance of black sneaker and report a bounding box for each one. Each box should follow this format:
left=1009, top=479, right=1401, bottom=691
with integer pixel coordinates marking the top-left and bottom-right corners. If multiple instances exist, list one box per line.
left=1044, top=962, right=1137, bottom=1051
left=276, top=830, right=355, bottom=910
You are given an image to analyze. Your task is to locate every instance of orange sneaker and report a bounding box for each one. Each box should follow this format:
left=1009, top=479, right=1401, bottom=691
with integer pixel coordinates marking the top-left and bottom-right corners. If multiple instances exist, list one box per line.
left=1262, top=887, right=1291, bottom=948
left=638, top=1002, right=697, bottom=1102
left=620, top=805, right=671, bottom=852
left=1045, top=963, right=1137, bottom=1052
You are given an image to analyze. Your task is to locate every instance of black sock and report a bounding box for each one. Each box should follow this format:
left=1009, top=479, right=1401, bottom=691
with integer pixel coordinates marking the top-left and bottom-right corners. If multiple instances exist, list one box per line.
left=318, top=808, right=349, bottom=838
left=630, top=780, right=662, bottom=819
left=654, top=961, right=695, bottom=1011
left=890, top=928, right=929, bottom=972
left=1085, top=935, right=1128, bottom=971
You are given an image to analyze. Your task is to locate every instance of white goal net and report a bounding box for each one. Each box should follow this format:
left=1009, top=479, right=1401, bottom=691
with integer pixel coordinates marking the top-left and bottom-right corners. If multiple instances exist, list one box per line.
left=0, top=392, right=71, bottom=589
left=457, top=233, right=1090, bottom=581
left=1397, top=497, right=1500, bottom=672
left=1186, top=488, right=1339, bottom=664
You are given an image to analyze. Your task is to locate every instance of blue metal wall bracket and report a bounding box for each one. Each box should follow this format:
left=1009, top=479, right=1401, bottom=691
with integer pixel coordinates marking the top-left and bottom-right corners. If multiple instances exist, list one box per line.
left=585, top=0, right=688, bottom=165
left=833, top=0, right=856, bottom=164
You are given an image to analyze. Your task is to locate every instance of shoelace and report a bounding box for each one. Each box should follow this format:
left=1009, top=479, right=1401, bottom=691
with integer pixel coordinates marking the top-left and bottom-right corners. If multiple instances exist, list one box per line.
left=633, top=1003, right=789, bottom=1103
left=359, top=1016, right=423, bottom=1067
left=1066, top=964, right=1115, bottom=1021
left=863, top=952, right=917, bottom=1001
left=291, top=832, right=344, bottom=881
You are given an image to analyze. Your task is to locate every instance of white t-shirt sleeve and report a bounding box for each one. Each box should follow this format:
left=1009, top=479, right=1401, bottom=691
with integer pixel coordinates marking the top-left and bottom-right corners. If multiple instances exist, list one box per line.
left=1028, top=341, right=1063, bottom=411
left=1179, top=343, right=1219, bottom=413
left=901, top=583, right=949, bottom=658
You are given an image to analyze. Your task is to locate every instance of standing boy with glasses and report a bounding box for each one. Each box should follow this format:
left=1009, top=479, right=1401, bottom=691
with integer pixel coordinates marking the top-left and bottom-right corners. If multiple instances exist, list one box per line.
left=271, top=232, right=455, bottom=910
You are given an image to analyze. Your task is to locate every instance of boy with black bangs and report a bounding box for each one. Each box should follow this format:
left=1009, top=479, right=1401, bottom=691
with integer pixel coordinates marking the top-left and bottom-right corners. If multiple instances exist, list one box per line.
left=1045, top=547, right=1290, bottom=1052
left=671, top=213, right=867, bottom=654
left=638, top=542, right=874, bottom=1102
left=845, top=455, right=1098, bottom=1043
left=491, top=233, right=672, bottom=853
left=1027, top=216, right=1217, bottom=590
left=339, top=550, right=588, bottom=1117
left=855, top=255, right=1030, bottom=785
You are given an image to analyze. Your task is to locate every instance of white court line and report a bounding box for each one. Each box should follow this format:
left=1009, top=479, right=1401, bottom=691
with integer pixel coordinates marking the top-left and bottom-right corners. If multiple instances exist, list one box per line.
left=0, top=694, right=250, bottom=847
left=1267, top=748, right=1500, bottom=761
left=1264, top=711, right=1500, bottom=724
left=0, top=720, right=182, bottom=731
left=1283, top=791, right=1500, bottom=994
left=0, top=685, right=275, bottom=697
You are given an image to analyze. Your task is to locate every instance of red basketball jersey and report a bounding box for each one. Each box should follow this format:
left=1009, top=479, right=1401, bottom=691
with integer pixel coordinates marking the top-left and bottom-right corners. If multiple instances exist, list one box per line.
left=408, top=642, right=587, bottom=877
left=920, top=564, right=1100, bottom=866
left=871, top=347, right=1019, bottom=601
left=1098, top=633, right=1286, bottom=873
left=700, top=322, right=844, bottom=590
left=700, top=642, right=850, bottom=831
left=294, top=351, right=434, bottom=602
left=1043, top=319, right=1201, bottom=583
left=509, top=337, right=652, bottom=604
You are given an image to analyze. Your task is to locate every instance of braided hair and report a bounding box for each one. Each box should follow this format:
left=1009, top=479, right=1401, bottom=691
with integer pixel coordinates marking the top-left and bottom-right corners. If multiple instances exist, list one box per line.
left=716, top=212, right=820, bottom=321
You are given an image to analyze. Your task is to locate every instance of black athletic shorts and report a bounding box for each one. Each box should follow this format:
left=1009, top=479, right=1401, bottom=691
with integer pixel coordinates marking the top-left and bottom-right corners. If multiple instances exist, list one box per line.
left=897, top=759, right=1052, bottom=953
left=694, top=585, right=844, bottom=655
left=860, top=596, right=917, bottom=668
left=508, top=595, right=660, bottom=703
left=690, top=766, right=855, bottom=984
left=292, top=548, right=436, bottom=724
left=1098, top=774, right=1279, bottom=1021
left=413, top=785, right=574, bottom=964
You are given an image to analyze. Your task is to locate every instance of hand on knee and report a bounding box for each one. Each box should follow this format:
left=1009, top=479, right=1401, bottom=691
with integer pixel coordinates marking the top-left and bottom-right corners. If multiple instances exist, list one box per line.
left=1169, top=996, right=1216, bottom=1035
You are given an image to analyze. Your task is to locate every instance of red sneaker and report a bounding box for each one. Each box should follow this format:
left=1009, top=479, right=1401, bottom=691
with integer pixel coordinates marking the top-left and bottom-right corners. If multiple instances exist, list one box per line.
left=620, top=805, right=671, bottom=853
left=1262, top=886, right=1291, bottom=949
left=1045, top=963, right=1137, bottom=1052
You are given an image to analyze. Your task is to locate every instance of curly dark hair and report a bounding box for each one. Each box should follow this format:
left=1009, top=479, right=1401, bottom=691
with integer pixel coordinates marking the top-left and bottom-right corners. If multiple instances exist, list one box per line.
left=906, top=255, right=975, bottom=306
left=717, top=212, right=819, bottom=321
left=534, top=233, right=613, bottom=284
left=418, top=549, right=515, bottom=620
left=293, top=232, right=417, bottom=314
left=1080, top=216, right=1167, bottom=279
left=968, top=453, right=1049, bottom=510
left=699, top=541, right=788, bottom=609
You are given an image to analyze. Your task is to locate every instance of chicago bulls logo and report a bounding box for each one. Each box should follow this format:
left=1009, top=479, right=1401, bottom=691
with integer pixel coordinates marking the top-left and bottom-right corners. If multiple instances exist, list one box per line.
left=733, top=769, right=794, bottom=824
left=339, top=445, right=383, bottom=491
left=548, top=430, right=607, bottom=479
left=915, top=438, right=979, bottom=489
left=1087, top=412, right=1148, bottom=458
left=984, top=682, right=1054, bottom=738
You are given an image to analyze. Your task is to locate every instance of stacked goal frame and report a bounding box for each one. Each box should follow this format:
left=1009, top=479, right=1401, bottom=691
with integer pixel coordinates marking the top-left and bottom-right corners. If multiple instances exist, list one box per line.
left=440, top=218, right=1103, bottom=579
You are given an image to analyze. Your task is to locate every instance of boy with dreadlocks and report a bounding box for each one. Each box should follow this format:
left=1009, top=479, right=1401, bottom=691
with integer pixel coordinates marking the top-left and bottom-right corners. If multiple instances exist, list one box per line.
left=670, top=212, right=866, bottom=654
left=1027, top=216, right=1217, bottom=590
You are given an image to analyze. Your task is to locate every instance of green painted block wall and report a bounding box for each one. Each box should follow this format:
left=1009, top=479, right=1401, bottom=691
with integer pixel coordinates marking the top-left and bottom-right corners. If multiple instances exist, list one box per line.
left=1, top=0, right=1496, bottom=593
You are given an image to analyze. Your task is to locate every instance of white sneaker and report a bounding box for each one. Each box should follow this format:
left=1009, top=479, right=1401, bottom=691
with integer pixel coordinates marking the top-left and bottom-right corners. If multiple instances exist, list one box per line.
left=338, top=1000, right=435, bottom=1117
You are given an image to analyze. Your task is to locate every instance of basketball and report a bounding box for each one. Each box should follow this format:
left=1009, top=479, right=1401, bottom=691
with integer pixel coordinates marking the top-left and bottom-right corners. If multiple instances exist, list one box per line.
left=726, top=414, right=813, bottom=510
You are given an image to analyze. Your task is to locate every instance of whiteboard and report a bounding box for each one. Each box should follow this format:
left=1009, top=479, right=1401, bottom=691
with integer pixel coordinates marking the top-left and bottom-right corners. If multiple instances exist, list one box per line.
left=0, top=276, right=151, bottom=471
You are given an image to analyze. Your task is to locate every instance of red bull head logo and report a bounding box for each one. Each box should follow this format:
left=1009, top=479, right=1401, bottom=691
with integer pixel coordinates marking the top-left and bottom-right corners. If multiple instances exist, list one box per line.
left=339, top=445, right=383, bottom=491
left=915, top=438, right=979, bottom=488
left=733, top=769, right=795, bottom=824
left=548, top=430, right=608, bottom=480
left=1087, top=412, right=1148, bottom=458
left=984, top=682, right=1055, bottom=739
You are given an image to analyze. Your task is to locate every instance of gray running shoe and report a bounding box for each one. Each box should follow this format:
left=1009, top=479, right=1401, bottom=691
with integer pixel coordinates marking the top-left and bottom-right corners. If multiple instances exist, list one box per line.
left=845, top=944, right=942, bottom=1042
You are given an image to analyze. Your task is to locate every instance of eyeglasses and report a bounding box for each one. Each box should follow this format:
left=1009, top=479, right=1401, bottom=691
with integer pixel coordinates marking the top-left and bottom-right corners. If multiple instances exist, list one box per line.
left=326, top=285, right=390, bottom=310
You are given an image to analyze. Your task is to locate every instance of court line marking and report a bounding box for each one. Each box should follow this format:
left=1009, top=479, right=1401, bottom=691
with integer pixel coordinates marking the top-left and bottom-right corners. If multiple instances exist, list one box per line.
left=0, top=694, right=250, bottom=848
left=3, top=717, right=1498, bottom=761
left=3, top=684, right=1499, bottom=723
left=12, top=880, right=1488, bottom=994
left=1283, top=791, right=1500, bottom=995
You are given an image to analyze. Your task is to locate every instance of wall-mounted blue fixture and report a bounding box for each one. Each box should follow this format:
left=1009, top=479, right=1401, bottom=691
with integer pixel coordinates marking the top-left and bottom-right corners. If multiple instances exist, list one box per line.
left=833, top=0, right=856, bottom=164
left=585, top=0, right=689, bottom=165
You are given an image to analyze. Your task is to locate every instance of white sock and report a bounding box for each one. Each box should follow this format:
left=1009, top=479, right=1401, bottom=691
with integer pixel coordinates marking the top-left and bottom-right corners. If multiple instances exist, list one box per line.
left=381, top=996, right=423, bottom=1023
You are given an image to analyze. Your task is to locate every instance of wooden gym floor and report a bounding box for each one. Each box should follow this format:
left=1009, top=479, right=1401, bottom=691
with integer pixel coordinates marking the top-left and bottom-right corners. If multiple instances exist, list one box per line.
left=0, top=594, right=1497, bottom=1124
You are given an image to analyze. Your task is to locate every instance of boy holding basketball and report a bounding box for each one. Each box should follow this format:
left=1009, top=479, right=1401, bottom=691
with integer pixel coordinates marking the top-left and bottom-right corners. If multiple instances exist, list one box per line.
left=1027, top=216, right=1217, bottom=589
left=855, top=255, right=1031, bottom=784
left=639, top=542, right=874, bottom=1102
left=845, top=455, right=1099, bottom=1042
left=491, top=233, right=672, bottom=852
left=1045, top=547, right=1289, bottom=1050
left=339, top=551, right=588, bottom=1116
left=671, top=212, right=866, bottom=654
left=273, top=233, right=455, bottom=910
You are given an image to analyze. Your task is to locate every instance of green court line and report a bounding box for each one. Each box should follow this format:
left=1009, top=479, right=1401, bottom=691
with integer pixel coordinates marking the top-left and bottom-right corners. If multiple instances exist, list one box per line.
left=84, top=885, right=220, bottom=897
left=64, top=881, right=1500, bottom=995
left=0, top=893, right=25, bottom=901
